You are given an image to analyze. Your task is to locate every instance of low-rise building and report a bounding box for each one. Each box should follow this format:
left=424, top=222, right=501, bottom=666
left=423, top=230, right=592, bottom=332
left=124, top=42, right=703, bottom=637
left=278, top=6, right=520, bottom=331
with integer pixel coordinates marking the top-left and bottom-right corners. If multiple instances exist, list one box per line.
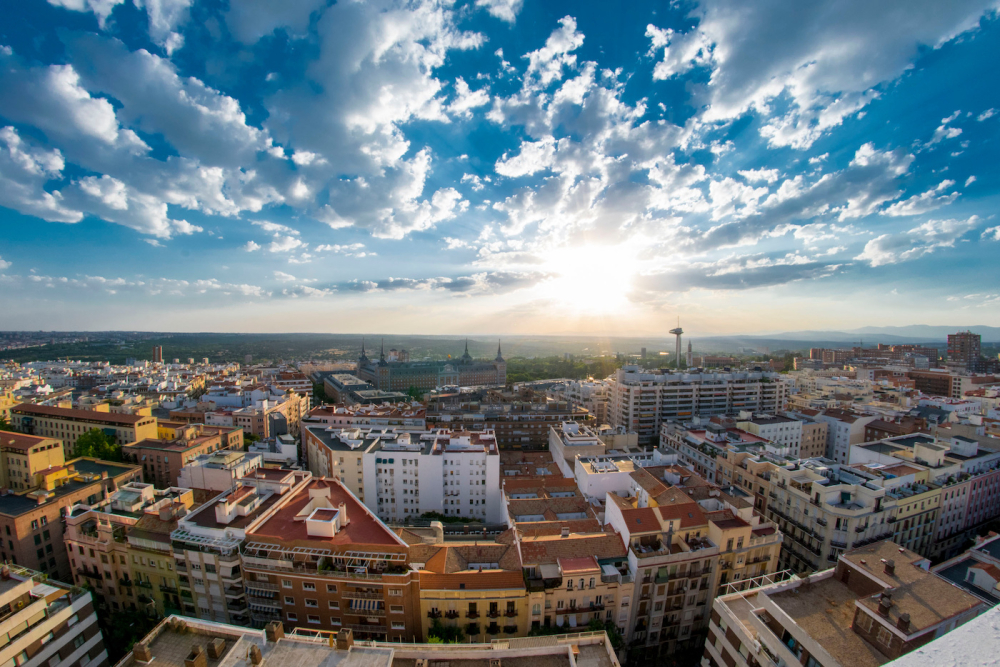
left=124, top=424, right=239, bottom=488
left=177, top=451, right=264, bottom=492
left=736, top=415, right=804, bottom=458
left=0, top=432, right=65, bottom=492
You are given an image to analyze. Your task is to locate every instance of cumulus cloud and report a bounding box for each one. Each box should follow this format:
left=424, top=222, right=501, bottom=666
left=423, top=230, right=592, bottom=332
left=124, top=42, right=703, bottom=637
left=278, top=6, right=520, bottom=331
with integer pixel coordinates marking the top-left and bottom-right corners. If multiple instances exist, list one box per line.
left=855, top=215, right=982, bottom=266
left=881, top=180, right=959, bottom=217
left=244, top=241, right=261, bottom=252
left=343, top=270, right=552, bottom=294
left=646, top=0, right=997, bottom=148
left=982, top=226, right=1000, bottom=242
left=475, top=0, right=523, bottom=23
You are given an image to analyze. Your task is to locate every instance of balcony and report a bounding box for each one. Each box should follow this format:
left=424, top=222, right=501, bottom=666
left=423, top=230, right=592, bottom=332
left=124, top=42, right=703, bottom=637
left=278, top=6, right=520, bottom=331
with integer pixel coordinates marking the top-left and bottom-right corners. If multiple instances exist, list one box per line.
left=504, top=625, right=518, bottom=634
left=466, top=611, right=481, bottom=619
left=466, top=623, right=481, bottom=636
left=343, top=591, right=384, bottom=601
left=136, top=580, right=153, bottom=589
left=505, top=609, right=518, bottom=618
left=445, top=610, right=460, bottom=619
left=427, top=610, right=442, bottom=619
left=160, top=585, right=178, bottom=594
left=487, top=611, right=501, bottom=619
left=77, top=568, right=103, bottom=581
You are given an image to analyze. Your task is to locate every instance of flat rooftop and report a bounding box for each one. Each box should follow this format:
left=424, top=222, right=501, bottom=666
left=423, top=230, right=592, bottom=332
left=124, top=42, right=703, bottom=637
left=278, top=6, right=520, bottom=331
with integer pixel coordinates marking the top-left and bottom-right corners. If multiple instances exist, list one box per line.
left=0, top=458, right=139, bottom=516
left=305, top=426, right=382, bottom=453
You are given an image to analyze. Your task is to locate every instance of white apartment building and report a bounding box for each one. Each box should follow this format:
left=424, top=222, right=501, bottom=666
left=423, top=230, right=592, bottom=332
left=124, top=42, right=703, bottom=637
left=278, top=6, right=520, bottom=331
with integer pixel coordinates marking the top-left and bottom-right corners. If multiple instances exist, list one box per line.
left=573, top=452, right=658, bottom=501
left=548, top=421, right=608, bottom=477
left=362, top=429, right=502, bottom=524
left=609, top=366, right=788, bottom=446
left=660, top=421, right=771, bottom=484
left=177, top=450, right=264, bottom=492
left=813, top=409, right=878, bottom=464
left=0, top=564, right=107, bottom=667
left=736, top=414, right=803, bottom=457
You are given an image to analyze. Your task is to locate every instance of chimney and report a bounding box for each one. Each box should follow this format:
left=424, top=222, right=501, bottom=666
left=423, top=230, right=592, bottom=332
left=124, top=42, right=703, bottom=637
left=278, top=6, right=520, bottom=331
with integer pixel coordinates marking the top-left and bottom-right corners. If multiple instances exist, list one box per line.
left=0, top=566, right=9, bottom=581
left=133, top=644, right=153, bottom=663
left=896, top=612, right=911, bottom=633
left=878, top=589, right=893, bottom=616
left=265, top=620, right=285, bottom=642
left=249, top=645, right=263, bottom=666
left=560, top=526, right=570, bottom=538
left=336, top=628, right=354, bottom=650
left=184, top=645, right=207, bottom=667
left=884, top=559, right=895, bottom=577
left=338, top=502, right=348, bottom=527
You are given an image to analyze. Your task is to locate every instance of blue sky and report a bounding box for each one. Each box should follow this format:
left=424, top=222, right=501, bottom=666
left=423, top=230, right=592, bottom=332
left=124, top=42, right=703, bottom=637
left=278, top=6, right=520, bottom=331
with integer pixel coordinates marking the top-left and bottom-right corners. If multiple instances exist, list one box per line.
left=1, top=0, right=999, bottom=336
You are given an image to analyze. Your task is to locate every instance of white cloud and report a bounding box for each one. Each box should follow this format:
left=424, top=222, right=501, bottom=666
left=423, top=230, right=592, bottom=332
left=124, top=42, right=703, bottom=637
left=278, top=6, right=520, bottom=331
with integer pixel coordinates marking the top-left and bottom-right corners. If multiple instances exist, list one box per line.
left=982, top=226, right=1000, bottom=242
left=738, top=168, right=779, bottom=184
left=0, top=127, right=82, bottom=224
left=965, top=175, right=977, bottom=186
left=244, top=241, right=261, bottom=252
left=252, top=220, right=298, bottom=235
left=268, top=235, right=306, bottom=253
left=856, top=215, right=981, bottom=266
left=0, top=256, right=10, bottom=270
left=881, top=179, right=959, bottom=217
left=448, top=78, right=490, bottom=119
left=978, top=108, right=996, bottom=121
left=475, top=0, right=523, bottom=23
left=314, top=243, right=370, bottom=257
left=274, top=270, right=297, bottom=282
left=647, top=1, right=997, bottom=148
left=925, top=112, right=964, bottom=148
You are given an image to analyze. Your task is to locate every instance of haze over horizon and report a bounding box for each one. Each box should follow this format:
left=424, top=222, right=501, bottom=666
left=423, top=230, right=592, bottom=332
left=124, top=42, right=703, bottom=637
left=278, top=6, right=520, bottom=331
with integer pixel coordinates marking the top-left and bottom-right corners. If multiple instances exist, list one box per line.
left=2, top=0, right=1000, bottom=334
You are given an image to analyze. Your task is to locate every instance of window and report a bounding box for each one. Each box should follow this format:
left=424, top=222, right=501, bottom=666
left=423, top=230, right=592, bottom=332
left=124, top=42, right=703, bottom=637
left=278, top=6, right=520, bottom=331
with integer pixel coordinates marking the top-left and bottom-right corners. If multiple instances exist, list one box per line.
left=307, top=615, right=320, bottom=624
left=330, top=617, right=342, bottom=626
left=391, top=621, right=405, bottom=630
left=305, top=599, right=318, bottom=608
left=282, top=579, right=293, bottom=588
left=327, top=584, right=338, bottom=593
left=287, top=612, right=297, bottom=622
left=73, top=635, right=86, bottom=649
left=855, top=613, right=873, bottom=632
left=876, top=627, right=892, bottom=647
left=284, top=596, right=295, bottom=605
left=389, top=588, right=402, bottom=596
left=329, top=601, right=340, bottom=610
left=390, top=605, right=403, bottom=614
left=303, top=582, right=316, bottom=591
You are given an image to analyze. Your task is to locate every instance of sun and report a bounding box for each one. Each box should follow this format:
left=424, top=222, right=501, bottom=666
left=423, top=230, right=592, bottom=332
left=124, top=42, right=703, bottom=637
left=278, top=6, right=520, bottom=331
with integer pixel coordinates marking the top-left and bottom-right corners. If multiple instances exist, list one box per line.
left=536, top=244, right=637, bottom=314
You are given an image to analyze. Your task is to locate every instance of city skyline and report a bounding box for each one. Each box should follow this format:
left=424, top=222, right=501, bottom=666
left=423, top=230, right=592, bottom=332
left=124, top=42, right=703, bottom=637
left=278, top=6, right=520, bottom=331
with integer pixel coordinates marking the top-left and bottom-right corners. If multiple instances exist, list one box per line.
left=2, top=0, right=1000, bottom=335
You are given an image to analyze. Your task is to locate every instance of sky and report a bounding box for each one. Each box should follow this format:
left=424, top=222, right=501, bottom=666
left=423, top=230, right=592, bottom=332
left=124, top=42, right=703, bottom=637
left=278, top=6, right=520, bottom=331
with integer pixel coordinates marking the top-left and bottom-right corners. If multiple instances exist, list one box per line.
left=1, top=0, right=999, bottom=336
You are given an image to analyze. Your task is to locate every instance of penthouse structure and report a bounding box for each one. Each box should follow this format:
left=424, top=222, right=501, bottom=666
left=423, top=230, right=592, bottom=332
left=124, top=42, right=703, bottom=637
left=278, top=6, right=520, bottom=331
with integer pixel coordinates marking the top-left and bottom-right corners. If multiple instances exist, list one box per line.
left=0, top=458, right=141, bottom=579
left=177, top=451, right=264, bottom=492
left=240, top=476, right=420, bottom=641
left=736, top=415, right=804, bottom=457
left=703, top=542, right=985, bottom=667
left=305, top=403, right=426, bottom=431
left=608, top=366, right=788, bottom=446
left=10, top=403, right=157, bottom=457
left=0, top=564, right=108, bottom=667
left=357, top=340, right=506, bottom=391
left=363, top=429, right=501, bottom=524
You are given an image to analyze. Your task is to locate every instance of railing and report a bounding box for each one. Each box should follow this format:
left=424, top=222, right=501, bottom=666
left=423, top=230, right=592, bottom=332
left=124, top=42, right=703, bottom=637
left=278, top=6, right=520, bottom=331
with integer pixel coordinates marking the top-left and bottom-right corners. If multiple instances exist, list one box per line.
left=445, top=610, right=460, bottom=619
left=504, top=609, right=518, bottom=617
left=346, top=623, right=386, bottom=634
left=343, top=591, right=384, bottom=601
left=428, top=610, right=442, bottom=619
left=245, top=580, right=280, bottom=593
left=467, top=611, right=480, bottom=619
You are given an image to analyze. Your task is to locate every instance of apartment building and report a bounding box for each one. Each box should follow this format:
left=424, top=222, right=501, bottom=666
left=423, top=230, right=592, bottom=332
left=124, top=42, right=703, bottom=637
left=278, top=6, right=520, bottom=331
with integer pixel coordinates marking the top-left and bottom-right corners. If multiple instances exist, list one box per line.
left=64, top=482, right=191, bottom=615
left=0, top=458, right=142, bottom=579
left=305, top=403, right=426, bottom=430
left=703, top=542, right=985, bottom=667
left=813, top=409, right=878, bottom=464
left=608, top=366, right=788, bottom=446
left=0, top=564, right=108, bottom=667
left=425, top=395, right=594, bottom=450
left=849, top=461, right=942, bottom=557
left=548, top=421, right=610, bottom=477
left=766, top=459, right=897, bottom=573
left=241, top=476, right=421, bottom=641
left=736, top=415, right=803, bottom=457
left=10, top=403, right=157, bottom=458
left=126, top=498, right=193, bottom=618
left=177, top=451, right=264, bottom=491
left=557, top=379, right=611, bottom=424
left=0, top=432, right=64, bottom=492
left=411, top=543, right=529, bottom=641
left=363, top=429, right=501, bottom=524
left=852, top=433, right=1000, bottom=560
left=302, top=426, right=380, bottom=502
left=124, top=424, right=240, bottom=488
left=932, top=532, right=1000, bottom=606
left=660, top=421, right=771, bottom=484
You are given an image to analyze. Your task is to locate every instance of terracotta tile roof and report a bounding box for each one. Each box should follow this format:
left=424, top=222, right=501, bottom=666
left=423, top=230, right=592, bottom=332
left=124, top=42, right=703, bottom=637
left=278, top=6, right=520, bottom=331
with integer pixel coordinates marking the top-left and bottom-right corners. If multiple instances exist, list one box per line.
left=620, top=507, right=661, bottom=534
left=606, top=493, right=634, bottom=510
left=706, top=509, right=750, bottom=530
left=630, top=468, right=668, bottom=495
left=515, top=519, right=604, bottom=537
left=0, top=432, right=58, bottom=451
left=518, top=531, right=626, bottom=565
left=656, top=501, right=706, bottom=529
left=970, top=562, right=1000, bottom=581
left=418, top=570, right=526, bottom=591
left=13, top=403, right=149, bottom=425
left=558, top=556, right=599, bottom=573
left=652, top=486, right=695, bottom=507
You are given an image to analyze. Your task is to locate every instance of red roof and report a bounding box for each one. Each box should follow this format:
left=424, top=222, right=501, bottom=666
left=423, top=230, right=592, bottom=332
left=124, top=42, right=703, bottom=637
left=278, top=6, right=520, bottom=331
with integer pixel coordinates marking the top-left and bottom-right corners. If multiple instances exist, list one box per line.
left=0, top=432, right=57, bottom=451
left=620, top=507, right=660, bottom=534
left=656, top=502, right=706, bottom=529
left=12, top=403, right=148, bottom=425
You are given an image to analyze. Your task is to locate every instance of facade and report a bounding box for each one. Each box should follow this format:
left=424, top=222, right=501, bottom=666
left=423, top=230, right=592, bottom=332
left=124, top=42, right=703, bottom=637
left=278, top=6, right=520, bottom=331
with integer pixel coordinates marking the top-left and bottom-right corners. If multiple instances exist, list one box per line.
left=0, top=458, right=142, bottom=579
left=548, top=422, right=609, bottom=477
left=241, top=476, right=421, bottom=641
left=357, top=341, right=506, bottom=391
left=0, top=432, right=65, bottom=492
left=10, top=403, right=157, bottom=458
left=305, top=403, right=426, bottom=431
left=0, top=564, right=108, bottom=667
left=933, top=532, right=1000, bottom=606
left=736, top=415, right=803, bottom=458
left=948, top=330, right=982, bottom=371
left=302, top=426, right=380, bottom=502
left=124, top=425, right=240, bottom=488
left=703, top=542, right=986, bottom=667
left=812, top=409, right=878, bottom=464
left=660, top=422, right=770, bottom=484
left=363, top=429, right=502, bottom=524
left=608, top=366, right=788, bottom=446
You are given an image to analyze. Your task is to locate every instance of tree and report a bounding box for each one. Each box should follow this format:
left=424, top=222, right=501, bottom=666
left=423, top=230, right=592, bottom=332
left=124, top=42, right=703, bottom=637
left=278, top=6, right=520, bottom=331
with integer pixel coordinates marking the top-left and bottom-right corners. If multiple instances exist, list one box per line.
left=427, top=618, right=465, bottom=643
left=0, top=416, right=15, bottom=432
left=405, top=386, right=424, bottom=401
left=74, top=428, right=122, bottom=461
left=587, top=618, right=624, bottom=650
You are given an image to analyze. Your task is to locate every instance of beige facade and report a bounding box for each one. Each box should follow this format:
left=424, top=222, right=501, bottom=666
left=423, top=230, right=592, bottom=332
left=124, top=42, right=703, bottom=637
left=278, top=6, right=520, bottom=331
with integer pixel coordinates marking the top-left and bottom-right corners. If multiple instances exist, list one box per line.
left=11, top=403, right=157, bottom=458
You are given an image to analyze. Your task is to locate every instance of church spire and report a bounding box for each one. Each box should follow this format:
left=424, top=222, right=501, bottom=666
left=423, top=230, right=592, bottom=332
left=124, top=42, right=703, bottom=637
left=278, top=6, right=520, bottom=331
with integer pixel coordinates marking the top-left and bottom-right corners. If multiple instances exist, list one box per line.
left=496, top=340, right=504, bottom=362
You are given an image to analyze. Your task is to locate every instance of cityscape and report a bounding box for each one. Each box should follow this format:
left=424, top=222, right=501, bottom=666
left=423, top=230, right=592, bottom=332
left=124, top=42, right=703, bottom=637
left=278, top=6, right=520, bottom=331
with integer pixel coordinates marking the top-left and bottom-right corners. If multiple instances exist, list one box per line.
left=2, top=1, right=1000, bottom=667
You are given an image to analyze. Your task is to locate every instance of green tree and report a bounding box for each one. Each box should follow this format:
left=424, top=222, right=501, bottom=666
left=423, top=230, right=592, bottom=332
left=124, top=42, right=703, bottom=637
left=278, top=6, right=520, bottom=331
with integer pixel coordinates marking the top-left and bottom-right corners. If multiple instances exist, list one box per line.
left=405, top=386, right=424, bottom=401
left=587, top=618, right=624, bottom=650
left=0, top=416, right=15, bottom=432
left=427, top=618, right=465, bottom=643
left=73, top=428, right=122, bottom=461
left=312, top=382, right=330, bottom=404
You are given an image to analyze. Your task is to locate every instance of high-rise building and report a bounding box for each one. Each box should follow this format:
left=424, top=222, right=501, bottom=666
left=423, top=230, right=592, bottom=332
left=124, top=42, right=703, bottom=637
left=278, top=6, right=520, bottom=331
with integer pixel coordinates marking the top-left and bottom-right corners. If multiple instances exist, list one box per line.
left=152, top=346, right=163, bottom=364
left=948, top=330, right=982, bottom=371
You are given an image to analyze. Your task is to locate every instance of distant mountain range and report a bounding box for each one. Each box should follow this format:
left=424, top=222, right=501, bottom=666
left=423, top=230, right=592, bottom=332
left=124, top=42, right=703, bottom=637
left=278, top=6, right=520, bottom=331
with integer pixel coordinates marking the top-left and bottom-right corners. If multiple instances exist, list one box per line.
left=743, top=325, right=1000, bottom=344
